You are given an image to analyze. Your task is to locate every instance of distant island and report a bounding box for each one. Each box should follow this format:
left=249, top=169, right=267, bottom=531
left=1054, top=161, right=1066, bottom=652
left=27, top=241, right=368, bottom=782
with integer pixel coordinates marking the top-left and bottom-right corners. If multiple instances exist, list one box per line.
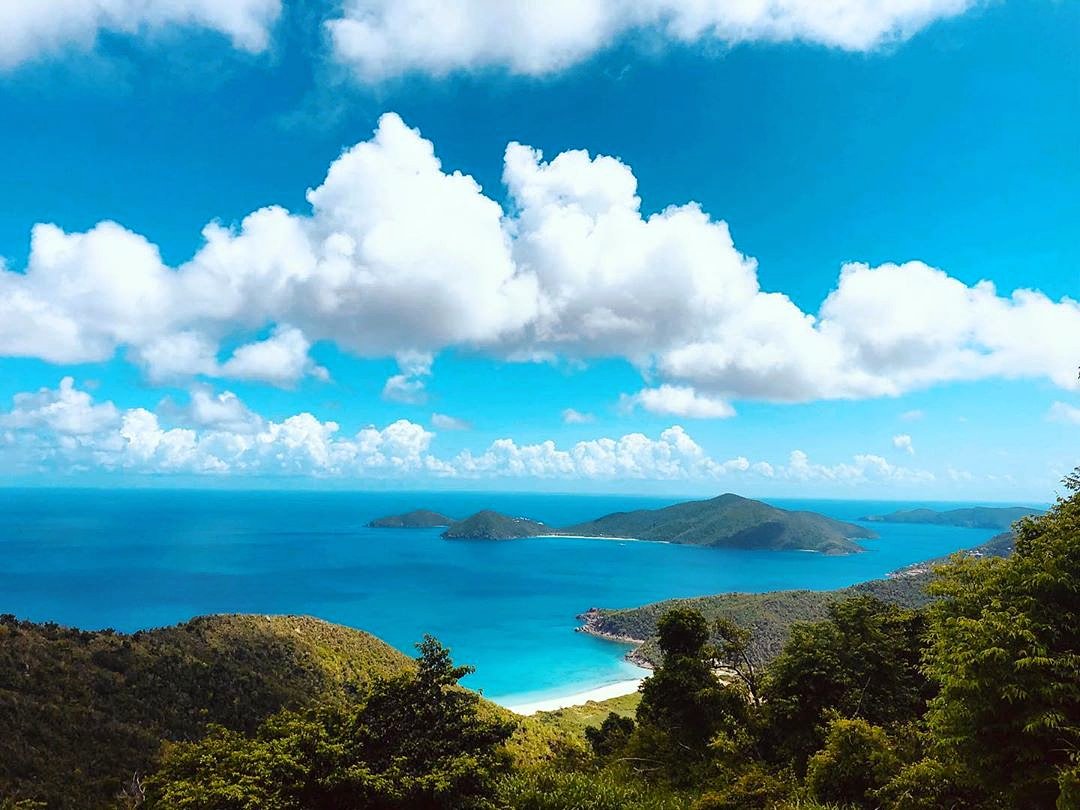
left=368, top=509, right=454, bottom=528
left=859, top=505, right=1042, bottom=530
left=561, top=493, right=875, bottom=554
left=371, top=493, right=877, bottom=554
left=441, top=510, right=552, bottom=540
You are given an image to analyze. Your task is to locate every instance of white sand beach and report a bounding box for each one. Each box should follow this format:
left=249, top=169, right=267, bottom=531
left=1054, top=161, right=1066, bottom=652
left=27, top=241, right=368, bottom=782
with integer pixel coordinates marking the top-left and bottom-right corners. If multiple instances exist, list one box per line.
left=502, top=677, right=647, bottom=715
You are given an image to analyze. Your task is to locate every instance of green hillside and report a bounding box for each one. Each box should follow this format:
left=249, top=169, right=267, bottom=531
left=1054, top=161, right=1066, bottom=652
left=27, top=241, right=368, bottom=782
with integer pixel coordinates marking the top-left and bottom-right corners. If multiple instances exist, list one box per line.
left=0, top=614, right=411, bottom=809
left=442, top=509, right=551, bottom=539
left=564, top=493, right=876, bottom=554
left=369, top=508, right=454, bottom=528
left=582, top=532, right=1015, bottom=668
left=860, top=505, right=1042, bottom=529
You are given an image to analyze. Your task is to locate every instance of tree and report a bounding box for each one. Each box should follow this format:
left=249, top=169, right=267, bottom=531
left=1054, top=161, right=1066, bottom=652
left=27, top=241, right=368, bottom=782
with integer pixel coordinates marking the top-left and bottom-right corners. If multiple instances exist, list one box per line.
left=634, top=609, right=750, bottom=782
left=805, top=717, right=899, bottom=808
left=146, top=636, right=515, bottom=810
left=710, top=616, right=763, bottom=707
left=585, top=713, right=635, bottom=757
left=761, top=596, right=930, bottom=767
left=923, top=468, right=1080, bottom=808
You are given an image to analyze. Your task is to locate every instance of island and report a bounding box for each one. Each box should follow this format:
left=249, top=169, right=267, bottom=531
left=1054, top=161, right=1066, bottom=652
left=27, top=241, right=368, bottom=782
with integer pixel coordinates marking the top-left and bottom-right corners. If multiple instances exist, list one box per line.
left=562, top=493, right=875, bottom=554
left=442, top=510, right=552, bottom=540
left=368, top=509, right=454, bottom=528
left=374, top=494, right=878, bottom=554
left=859, top=505, right=1042, bottom=530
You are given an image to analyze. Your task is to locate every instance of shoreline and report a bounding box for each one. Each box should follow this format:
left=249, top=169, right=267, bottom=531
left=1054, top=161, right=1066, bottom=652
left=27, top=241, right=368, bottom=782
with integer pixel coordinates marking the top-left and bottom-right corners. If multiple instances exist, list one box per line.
left=500, top=676, right=647, bottom=715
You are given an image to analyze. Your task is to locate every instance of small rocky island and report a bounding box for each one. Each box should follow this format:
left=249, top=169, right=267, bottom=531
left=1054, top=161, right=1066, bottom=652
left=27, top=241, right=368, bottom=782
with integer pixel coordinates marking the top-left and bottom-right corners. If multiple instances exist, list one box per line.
left=369, top=494, right=876, bottom=553
left=368, top=509, right=454, bottom=528
left=859, top=505, right=1042, bottom=530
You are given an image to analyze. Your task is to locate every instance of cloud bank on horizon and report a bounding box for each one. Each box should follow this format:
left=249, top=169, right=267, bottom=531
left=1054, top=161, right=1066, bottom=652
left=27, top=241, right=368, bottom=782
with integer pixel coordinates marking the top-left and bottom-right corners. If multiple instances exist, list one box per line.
left=1, top=1, right=978, bottom=75
left=1, top=113, right=1077, bottom=419
left=0, top=376, right=939, bottom=488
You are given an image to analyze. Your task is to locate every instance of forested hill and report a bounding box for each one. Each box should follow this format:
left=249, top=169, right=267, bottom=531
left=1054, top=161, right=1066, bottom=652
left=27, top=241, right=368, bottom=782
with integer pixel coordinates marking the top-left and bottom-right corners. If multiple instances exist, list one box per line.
left=860, top=505, right=1042, bottom=529
left=0, top=614, right=411, bottom=809
left=582, top=531, right=1016, bottom=668
left=441, top=510, right=552, bottom=539
left=368, top=509, right=454, bottom=528
left=563, top=493, right=876, bottom=554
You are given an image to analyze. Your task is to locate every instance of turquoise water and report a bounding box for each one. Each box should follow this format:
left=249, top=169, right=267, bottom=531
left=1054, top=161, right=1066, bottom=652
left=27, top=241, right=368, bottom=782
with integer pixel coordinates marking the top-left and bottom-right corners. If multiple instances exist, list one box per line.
left=0, top=488, right=1000, bottom=704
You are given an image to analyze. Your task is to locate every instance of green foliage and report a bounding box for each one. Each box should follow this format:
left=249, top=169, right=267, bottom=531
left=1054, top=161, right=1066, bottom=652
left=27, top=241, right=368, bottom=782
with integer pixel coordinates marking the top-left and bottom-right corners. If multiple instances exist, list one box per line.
left=875, top=758, right=987, bottom=810
left=585, top=712, right=635, bottom=756
left=712, top=615, right=764, bottom=705
left=495, top=768, right=690, bottom=810
left=442, top=510, right=550, bottom=539
left=0, top=613, right=410, bottom=809
left=1058, top=756, right=1080, bottom=810
left=861, top=505, right=1041, bottom=530
left=923, top=471, right=1080, bottom=808
left=692, top=763, right=795, bottom=809
left=805, top=717, right=899, bottom=807
left=531, top=692, right=640, bottom=741
left=146, top=636, right=515, bottom=810
left=762, top=596, right=930, bottom=766
left=369, top=509, right=454, bottom=528
left=638, top=611, right=746, bottom=756
left=584, top=569, right=936, bottom=669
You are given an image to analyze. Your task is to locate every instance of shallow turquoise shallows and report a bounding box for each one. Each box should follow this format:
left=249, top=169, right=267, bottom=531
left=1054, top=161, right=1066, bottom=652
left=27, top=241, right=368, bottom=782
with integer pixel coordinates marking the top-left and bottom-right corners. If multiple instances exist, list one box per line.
left=0, top=488, right=1004, bottom=705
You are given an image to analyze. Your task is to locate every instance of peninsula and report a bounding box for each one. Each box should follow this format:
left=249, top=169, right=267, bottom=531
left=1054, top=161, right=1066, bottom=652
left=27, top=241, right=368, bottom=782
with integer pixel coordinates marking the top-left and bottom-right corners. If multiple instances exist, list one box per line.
left=580, top=529, right=1018, bottom=669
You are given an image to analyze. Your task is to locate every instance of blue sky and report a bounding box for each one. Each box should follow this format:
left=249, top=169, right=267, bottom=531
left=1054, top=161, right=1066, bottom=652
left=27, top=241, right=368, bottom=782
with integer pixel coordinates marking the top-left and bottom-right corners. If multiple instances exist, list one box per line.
left=0, top=0, right=1076, bottom=500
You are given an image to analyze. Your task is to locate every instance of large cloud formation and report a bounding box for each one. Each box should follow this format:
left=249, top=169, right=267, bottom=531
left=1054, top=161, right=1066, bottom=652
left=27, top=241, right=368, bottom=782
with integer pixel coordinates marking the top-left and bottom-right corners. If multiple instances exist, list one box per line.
left=1, top=378, right=937, bottom=486
left=1, top=1, right=978, bottom=79
left=1, top=113, right=1077, bottom=404
left=328, top=0, right=978, bottom=80
left=0, top=0, right=281, bottom=69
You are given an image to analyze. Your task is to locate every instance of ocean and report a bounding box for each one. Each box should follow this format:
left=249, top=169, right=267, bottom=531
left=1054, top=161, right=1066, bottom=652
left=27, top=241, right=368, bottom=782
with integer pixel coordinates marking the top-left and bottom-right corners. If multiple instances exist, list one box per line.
left=0, top=488, right=1004, bottom=705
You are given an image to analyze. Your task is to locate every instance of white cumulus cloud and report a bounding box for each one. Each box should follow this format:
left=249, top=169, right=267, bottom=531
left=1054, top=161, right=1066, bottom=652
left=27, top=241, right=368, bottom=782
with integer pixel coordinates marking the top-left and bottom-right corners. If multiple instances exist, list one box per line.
left=432, top=412, right=471, bottom=430
left=0, top=376, right=119, bottom=435
left=0, top=378, right=962, bottom=489
left=893, top=433, right=915, bottom=454
left=562, top=408, right=595, bottom=424
left=621, top=385, right=735, bottom=419
left=327, top=0, right=977, bottom=81
left=1, top=114, right=1077, bottom=410
left=0, top=0, right=281, bottom=70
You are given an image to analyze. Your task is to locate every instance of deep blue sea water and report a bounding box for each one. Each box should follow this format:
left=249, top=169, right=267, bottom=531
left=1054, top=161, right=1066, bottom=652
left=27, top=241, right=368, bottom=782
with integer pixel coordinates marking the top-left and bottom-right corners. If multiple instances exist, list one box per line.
left=0, top=488, right=1006, bottom=704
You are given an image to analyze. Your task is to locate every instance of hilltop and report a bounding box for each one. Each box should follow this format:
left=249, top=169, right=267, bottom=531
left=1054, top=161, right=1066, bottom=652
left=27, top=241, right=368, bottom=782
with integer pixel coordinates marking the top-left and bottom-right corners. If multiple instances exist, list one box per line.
left=442, top=510, right=552, bottom=540
left=0, top=614, right=411, bottom=809
left=368, top=508, right=454, bottom=528
left=564, top=493, right=875, bottom=554
left=860, top=504, right=1042, bottom=530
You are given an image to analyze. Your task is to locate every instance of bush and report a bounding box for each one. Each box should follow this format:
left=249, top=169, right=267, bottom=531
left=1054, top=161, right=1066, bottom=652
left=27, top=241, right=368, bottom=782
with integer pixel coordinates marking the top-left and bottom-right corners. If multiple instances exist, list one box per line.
left=805, top=717, right=899, bottom=808
left=692, top=763, right=795, bottom=809
left=496, top=769, right=689, bottom=810
left=875, top=758, right=986, bottom=809
left=585, top=712, right=635, bottom=757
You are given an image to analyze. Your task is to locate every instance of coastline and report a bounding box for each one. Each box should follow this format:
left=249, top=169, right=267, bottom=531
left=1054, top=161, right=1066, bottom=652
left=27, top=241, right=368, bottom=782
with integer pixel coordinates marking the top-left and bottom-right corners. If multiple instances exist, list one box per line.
left=534, top=533, right=670, bottom=544
left=500, top=677, right=647, bottom=715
